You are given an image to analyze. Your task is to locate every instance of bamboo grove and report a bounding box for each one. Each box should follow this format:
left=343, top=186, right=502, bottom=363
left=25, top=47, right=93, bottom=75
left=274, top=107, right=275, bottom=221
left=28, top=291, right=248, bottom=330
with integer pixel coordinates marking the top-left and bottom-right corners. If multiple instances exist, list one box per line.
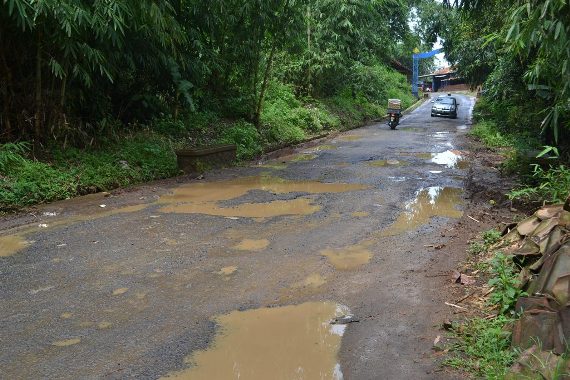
left=0, top=0, right=430, bottom=146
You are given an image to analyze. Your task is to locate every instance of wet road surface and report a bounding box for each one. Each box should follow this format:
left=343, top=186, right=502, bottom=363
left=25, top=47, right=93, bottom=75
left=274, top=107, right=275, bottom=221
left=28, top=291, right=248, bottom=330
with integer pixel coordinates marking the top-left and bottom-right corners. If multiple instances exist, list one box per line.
left=1, top=94, right=476, bottom=379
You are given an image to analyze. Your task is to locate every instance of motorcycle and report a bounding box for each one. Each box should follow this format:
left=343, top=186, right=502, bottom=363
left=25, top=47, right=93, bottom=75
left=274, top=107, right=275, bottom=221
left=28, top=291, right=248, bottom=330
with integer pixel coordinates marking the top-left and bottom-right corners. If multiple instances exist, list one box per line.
left=387, top=111, right=400, bottom=130
left=387, top=98, right=402, bottom=130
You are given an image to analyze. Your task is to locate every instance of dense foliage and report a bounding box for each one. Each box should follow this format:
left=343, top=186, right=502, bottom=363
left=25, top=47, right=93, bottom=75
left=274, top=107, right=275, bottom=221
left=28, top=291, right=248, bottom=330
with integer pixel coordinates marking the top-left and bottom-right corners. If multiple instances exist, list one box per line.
left=436, top=0, right=570, bottom=203
left=0, top=0, right=434, bottom=210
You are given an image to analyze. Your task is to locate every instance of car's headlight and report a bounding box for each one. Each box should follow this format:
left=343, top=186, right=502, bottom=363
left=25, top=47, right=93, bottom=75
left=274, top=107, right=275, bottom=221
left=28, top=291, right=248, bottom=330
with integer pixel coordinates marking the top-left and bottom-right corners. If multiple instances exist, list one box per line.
left=450, top=106, right=455, bottom=111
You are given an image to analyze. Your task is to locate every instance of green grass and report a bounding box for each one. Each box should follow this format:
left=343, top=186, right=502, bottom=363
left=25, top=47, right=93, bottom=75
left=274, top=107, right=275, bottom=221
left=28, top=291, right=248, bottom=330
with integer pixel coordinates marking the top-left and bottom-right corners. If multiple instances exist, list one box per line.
left=0, top=135, right=178, bottom=211
left=445, top=316, right=517, bottom=379
left=445, top=235, right=523, bottom=378
left=468, top=228, right=502, bottom=255
left=508, top=163, right=570, bottom=204
left=469, top=120, right=515, bottom=148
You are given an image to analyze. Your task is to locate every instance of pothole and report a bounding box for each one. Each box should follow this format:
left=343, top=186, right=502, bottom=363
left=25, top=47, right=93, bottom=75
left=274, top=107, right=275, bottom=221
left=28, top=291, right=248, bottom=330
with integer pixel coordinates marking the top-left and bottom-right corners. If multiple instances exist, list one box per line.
left=232, top=239, right=270, bottom=251
left=321, top=244, right=372, bottom=270
left=367, top=159, right=407, bottom=167
left=382, top=186, right=464, bottom=236
left=158, top=176, right=368, bottom=219
left=0, top=235, right=30, bottom=257
left=430, top=150, right=469, bottom=169
left=292, top=274, right=327, bottom=289
left=163, top=302, right=349, bottom=380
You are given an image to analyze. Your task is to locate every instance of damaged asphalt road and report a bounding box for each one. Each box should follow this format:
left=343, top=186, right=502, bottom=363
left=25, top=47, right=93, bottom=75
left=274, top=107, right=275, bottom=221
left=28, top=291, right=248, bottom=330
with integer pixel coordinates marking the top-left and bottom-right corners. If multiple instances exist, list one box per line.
left=1, top=94, right=477, bottom=379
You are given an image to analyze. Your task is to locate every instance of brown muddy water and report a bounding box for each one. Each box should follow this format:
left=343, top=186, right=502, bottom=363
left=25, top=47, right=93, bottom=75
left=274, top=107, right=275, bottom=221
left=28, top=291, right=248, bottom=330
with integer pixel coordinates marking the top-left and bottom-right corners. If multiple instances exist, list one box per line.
left=280, top=153, right=319, bottom=162
left=321, top=244, right=373, bottom=270
left=163, top=302, right=349, bottom=380
left=218, top=266, right=238, bottom=276
left=337, top=135, right=362, bottom=142
left=367, top=159, right=407, bottom=167
left=0, top=235, right=29, bottom=257
left=292, top=273, right=327, bottom=288
left=382, top=187, right=464, bottom=236
left=0, top=204, right=148, bottom=257
left=232, top=239, right=270, bottom=251
left=306, top=145, right=338, bottom=152
left=158, top=176, right=368, bottom=219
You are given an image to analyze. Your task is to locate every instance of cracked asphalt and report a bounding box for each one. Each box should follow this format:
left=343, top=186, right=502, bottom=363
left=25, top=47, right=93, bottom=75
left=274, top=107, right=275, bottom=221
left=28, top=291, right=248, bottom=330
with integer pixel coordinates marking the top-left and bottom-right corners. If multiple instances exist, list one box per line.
left=1, top=93, right=477, bottom=379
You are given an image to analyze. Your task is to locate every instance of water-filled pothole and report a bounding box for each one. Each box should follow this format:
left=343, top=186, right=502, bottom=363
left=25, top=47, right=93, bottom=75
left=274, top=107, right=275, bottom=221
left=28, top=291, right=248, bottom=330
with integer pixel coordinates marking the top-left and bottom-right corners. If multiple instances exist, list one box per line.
left=163, top=302, right=349, bottom=380
left=292, top=273, right=327, bottom=288
left=158, top=176, right=368, bottom=219
left=430, top=150, right=469, bottom=169
left=281, top=153, right=318, bottom=162
left=0, top=235, right=30, bottom=257
left=367, top=159, right=407, bottom=167
left=232, top=239, right=270, bottom=251
left=321, top=244, right=372, bottom=270
left=337, top=135, right=362, bottom=142
left=0, top=204, right=147, bottom=257
left=382, top=187, right=464, bottom=236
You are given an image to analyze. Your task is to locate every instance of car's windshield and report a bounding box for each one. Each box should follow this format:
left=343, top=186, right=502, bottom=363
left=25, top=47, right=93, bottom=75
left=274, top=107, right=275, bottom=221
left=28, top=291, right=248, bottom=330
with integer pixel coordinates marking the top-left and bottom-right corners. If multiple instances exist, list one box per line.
left=436, top=98, right=455, bottom=105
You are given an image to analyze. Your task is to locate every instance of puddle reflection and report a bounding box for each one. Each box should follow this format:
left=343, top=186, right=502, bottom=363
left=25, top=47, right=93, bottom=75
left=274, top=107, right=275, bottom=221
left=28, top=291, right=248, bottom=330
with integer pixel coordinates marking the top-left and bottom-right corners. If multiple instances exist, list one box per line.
left=430, top=150, right=469, bottom=169
left=382, top=187, right=464, bottom=236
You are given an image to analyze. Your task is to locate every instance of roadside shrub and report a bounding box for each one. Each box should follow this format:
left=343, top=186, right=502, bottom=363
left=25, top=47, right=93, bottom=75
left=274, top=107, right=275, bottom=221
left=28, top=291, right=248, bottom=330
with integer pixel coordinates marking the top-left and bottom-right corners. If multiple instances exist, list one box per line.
left=220, top=120, right=262, bottom=160
left=0, top=142, right=29, bottom=172
left=509, top=164, right=570, bottom=204
left=487, top=252, right=526, bottom=314
left=0, top=134, right=177, bottom=211
left=469, top=120, right=514, bottom=148
left=445, top=316, right=517, bottom=378
left=0, top=159, right=76, bottom=210
left=351, top=63, right=415, bottom=110
left=153, top=117, right=187, bottom=137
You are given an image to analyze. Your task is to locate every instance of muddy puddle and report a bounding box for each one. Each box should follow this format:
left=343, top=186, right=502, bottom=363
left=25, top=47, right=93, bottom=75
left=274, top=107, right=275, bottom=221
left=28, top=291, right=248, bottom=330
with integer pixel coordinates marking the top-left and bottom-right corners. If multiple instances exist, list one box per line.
left=218, top=266, right=237, bottom=276
left=0, top=235, right=30, bottom=257
left=158, top=176, right=368, bottom=219
left=292, top=273, right=327, bottom=288
left=163, top=302, right=348, bottom=380
left=398, top=152, right=431, bottom=159
left=430, top=150, right=469, bottom=169
left=306, top=145, right=337, bottom=152
left=368, top=159, right=407, bottom=167
left=337, top=135, right=362, bottom=142
left=256, top=162, right=288, bottom=170
left=0, top=204, right=147, bottom=257
left=321, top=244, right=372, bottom=270
left=280, top=153, right=318, bottom=162
left=232, top=239, right=269, bottom=251
left=351, top=211, right=369, bottom=218
left=382, top=187, right=464, bottom=236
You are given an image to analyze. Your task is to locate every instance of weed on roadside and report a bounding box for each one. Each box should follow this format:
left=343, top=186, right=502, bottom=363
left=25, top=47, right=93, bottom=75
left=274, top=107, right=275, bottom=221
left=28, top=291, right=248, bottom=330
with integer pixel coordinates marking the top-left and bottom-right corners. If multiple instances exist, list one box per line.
left=445, top=316, right=517, bottom=379
left=468, top=229, right=502, bottom=256
left=508, top=164, right=570, bottom=204
left=487, top=252, right=526, bottom=315
left=445, top=231, right=524, bottom=378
